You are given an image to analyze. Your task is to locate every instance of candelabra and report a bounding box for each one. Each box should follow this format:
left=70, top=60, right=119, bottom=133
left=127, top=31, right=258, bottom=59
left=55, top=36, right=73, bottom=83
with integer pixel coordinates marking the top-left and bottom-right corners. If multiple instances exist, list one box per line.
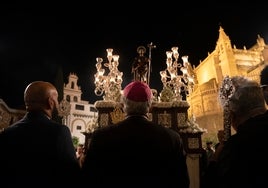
left=94, top=48, right=123, bottom=102
left=159, top=46, right=195, bottom=102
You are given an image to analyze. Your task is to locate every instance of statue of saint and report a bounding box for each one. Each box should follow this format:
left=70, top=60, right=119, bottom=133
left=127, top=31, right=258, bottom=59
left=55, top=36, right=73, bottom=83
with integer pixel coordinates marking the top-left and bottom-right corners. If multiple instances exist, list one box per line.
left=132, top=46, right=150, bottom=83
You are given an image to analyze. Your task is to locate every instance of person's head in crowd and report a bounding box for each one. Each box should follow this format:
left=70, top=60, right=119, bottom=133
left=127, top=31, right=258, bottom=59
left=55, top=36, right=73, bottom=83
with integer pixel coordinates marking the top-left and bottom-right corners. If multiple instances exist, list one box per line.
left=260, top=65, right=268, bottom=104
left=121, top=81, right=153, bottom=116
left=76, top=144, right=84, bottom=156
left=220, top=76, right=266, bottom=131
left=24, top=81, right=59, bottom=119
left=206, top=141, right=213, bottom=147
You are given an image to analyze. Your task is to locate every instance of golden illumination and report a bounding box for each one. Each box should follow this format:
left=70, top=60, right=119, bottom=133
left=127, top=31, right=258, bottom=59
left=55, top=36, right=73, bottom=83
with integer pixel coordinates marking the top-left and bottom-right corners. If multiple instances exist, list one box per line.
left=159, top=47, right=195, bottom=102
left=94, top=48, right=123, bottom=102
left=94, top=46, right=195, bottom=103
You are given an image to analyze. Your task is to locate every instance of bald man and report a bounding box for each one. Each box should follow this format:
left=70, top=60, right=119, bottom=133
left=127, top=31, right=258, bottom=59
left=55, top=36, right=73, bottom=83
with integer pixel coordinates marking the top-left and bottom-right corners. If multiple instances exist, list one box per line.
left=24, top=81, right=60, bottom=117
left=0, top=81, right=80, bottom=187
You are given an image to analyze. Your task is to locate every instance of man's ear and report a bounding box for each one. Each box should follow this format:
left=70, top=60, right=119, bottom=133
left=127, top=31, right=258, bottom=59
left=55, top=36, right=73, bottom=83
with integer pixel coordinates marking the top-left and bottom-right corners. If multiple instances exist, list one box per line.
left=47, top=96, right=55, bottom=110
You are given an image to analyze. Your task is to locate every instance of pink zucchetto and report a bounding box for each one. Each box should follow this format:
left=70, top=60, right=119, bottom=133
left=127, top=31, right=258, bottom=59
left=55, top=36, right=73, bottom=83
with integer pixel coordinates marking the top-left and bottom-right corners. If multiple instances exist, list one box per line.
left=123, top=81, right=152, bottom=102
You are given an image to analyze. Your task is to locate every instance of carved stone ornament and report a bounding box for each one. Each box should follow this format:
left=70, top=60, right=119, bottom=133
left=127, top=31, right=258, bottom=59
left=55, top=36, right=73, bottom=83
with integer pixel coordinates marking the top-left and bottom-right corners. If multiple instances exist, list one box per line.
left=188, top=137, right=200, bottom=149
left=158, top=111, right=171, bottom=128
left=58, top=99, right=71, bottom=117
left=100, top=113, right=109, bottom=127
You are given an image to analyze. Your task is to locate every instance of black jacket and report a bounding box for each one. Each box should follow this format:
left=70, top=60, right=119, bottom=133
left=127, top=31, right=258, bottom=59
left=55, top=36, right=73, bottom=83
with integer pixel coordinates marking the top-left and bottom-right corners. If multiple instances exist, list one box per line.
left=204, top=111, right=268, bottom=188
left=0, top=112, right=80, bottom=188
left=81, top=115, right=189, bottom=188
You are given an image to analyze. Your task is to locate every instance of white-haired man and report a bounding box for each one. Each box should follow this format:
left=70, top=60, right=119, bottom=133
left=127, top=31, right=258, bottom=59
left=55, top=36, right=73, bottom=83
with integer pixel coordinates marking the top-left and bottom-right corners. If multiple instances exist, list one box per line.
left=204, top=76, right=268, bottom=188
left=81, top=81, right=189, bottom=188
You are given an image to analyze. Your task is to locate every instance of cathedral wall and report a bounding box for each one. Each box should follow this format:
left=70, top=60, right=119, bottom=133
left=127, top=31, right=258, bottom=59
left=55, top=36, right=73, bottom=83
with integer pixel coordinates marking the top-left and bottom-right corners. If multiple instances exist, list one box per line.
left=191, top=28, right=267, bottom=142
left=195, top=55, right=217, bottom=85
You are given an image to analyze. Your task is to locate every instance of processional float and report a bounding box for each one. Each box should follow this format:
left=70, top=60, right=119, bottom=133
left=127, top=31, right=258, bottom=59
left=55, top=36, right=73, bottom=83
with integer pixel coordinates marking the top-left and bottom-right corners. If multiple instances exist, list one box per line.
left=90, top=43, right=205, bottom=152
left=82, top=43, right=208, bottom=188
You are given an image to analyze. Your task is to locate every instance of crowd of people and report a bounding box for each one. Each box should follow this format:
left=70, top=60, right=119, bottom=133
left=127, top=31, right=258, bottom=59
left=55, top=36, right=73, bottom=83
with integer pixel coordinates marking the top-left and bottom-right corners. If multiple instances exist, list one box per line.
left=1, top=64, right=268, bottom=188
left=0, top=80, right=189, bottom=188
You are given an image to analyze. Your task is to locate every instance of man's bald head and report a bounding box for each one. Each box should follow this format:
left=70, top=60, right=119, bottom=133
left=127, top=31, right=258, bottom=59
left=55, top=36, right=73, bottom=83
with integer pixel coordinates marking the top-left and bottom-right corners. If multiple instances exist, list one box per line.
left=24, top=81, right=59, bottom=118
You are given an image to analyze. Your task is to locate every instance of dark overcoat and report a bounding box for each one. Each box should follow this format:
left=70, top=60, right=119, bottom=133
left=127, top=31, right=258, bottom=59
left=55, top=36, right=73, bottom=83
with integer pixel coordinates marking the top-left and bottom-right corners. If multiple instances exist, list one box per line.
left=204, top=111, right=268, bottom=188
left=82, top=115, right=189, bottom=188
left=0, top=112, right=80, bottom=188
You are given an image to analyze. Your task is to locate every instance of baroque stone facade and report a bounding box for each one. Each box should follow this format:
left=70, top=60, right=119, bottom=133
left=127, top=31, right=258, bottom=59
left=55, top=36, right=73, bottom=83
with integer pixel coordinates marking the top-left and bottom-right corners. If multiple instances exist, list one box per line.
left=62, top=73, right=98, bottom=144
left=187, top=26, right=268, bottom=140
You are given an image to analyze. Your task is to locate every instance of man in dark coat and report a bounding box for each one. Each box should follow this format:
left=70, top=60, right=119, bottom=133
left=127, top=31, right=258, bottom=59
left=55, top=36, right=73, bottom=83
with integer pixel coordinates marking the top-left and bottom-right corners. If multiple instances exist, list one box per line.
left=0, top=81, right=80, bottom=188
left=81, top=81, right=189, bottom=188
left=204, top=76, right=268, bottom=188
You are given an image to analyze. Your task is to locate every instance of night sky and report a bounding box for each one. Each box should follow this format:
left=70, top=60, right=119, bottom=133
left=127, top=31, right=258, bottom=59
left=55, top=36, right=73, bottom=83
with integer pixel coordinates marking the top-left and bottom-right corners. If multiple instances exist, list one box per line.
left=1, top=2, right=268, bottom=108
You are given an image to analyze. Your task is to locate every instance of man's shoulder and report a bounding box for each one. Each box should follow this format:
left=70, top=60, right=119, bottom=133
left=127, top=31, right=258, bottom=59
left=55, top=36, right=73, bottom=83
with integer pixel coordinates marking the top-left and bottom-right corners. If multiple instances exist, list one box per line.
left=249, top=110, right=268, bottom=123
left=49, top=121, right=71, bottom=134
left=261, top=110, right=268, bottom=118
left=0, top=120, right=23, bottom=135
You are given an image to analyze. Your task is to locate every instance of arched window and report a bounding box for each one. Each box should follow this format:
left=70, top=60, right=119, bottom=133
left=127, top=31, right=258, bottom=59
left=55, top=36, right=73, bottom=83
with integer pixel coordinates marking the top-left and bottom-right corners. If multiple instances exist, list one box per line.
left=71, top=82, right=75, bottom=89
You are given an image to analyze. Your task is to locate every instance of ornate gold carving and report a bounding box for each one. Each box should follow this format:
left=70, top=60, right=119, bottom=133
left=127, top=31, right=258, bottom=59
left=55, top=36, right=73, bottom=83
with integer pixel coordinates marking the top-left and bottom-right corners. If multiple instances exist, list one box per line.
left=158, top=111, right=171, bottom=128
left=177, top=112, right=186, bottom=127
left=110, top=106, right=125, bottom=124
left=187, top=137, right=200, bottom=149
left=100, top=113, right=109, bottom=127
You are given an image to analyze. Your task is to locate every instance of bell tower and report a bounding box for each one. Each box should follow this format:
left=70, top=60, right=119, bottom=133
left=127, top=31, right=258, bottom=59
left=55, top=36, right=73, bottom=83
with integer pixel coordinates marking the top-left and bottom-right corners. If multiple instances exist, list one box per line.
left=216, top=26, right=238, bottom=77
left=64, top=73, right=82, bottom=103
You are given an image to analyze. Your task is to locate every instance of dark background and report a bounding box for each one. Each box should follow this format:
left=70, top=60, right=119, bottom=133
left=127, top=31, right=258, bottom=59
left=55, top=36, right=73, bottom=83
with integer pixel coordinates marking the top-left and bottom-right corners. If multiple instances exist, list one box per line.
left=1, top=2, right=267, bottom=108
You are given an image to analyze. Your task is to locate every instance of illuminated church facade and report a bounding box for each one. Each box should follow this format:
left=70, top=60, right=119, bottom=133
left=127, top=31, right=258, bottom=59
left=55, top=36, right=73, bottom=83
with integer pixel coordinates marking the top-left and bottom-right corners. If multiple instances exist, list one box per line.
left=61, top=73, right=98, bottom=144
left=188, top=26, right=268, bottom=140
